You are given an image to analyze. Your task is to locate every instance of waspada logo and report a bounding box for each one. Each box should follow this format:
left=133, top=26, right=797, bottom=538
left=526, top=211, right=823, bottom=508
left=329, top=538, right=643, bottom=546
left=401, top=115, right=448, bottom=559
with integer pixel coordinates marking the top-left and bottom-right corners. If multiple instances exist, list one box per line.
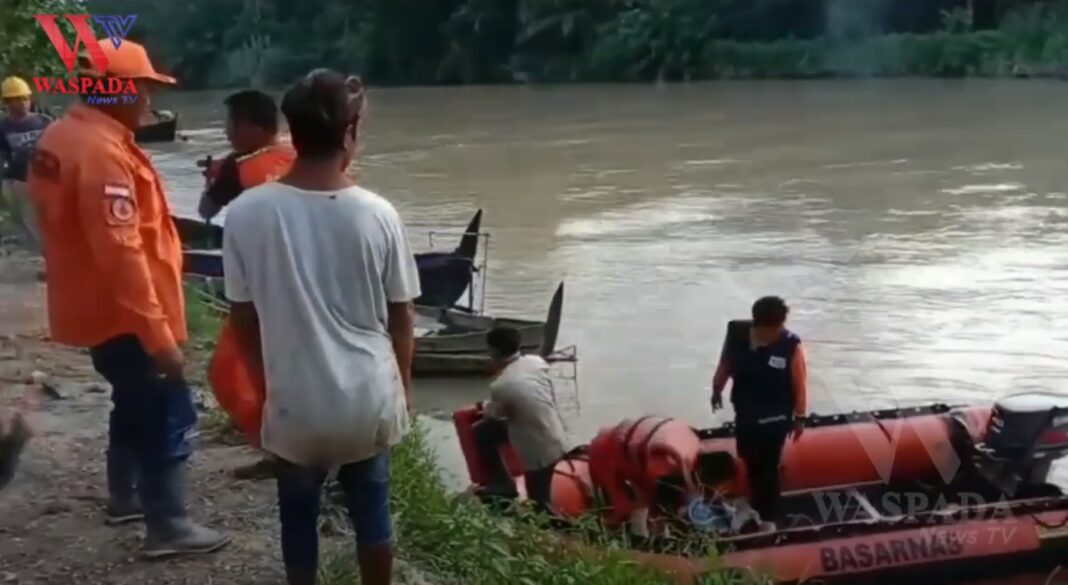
left=33, top=14, right=139, bottom=104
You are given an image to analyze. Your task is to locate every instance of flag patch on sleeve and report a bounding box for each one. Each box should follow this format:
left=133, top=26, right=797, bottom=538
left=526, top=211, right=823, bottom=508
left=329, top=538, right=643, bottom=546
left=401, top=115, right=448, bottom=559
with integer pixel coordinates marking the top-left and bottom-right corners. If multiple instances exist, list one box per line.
left=104, top=184, right=132, bottom=199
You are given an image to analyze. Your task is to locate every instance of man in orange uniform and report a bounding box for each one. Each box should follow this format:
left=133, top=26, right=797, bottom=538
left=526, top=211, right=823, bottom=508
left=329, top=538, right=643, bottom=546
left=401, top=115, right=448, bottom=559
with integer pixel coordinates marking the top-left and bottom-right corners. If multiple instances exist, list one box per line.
left=28, top=40, right=229, bottom=558
left=197, top=89, right=295, bottom=222
left=712, top=296, right=808, bottom=532
left=587, top=416, right=709, bottom=539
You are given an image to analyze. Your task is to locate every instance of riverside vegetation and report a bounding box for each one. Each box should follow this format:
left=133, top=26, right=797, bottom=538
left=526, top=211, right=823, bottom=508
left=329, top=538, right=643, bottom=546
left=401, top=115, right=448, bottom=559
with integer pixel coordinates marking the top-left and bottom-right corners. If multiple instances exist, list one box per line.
left=8, top=0, right=1068, bottom=86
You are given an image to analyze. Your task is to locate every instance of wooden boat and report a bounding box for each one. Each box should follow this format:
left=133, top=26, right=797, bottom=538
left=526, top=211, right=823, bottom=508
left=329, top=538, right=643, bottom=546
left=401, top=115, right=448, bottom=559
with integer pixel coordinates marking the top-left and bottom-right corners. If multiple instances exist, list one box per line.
left=453, top=393, right=1068, bottom=584
left=179, top=209, right=484, bottom=309
left=135, top=110, right=178, bottom=143
left=173, top=215, right=221, bottom=248
left=412, top=282, right=567, bottom=377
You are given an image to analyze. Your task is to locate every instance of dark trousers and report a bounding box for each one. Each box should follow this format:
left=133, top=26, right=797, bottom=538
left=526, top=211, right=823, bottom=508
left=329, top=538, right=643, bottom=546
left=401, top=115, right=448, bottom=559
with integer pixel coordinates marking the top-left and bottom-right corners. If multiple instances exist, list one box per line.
left=472, top=417, right=555, bottom=511
left=735, top=419, right=791, bottom=523
left=276, top=453, right=393, bottom=575
left=89, top=335, right=197, bottom=471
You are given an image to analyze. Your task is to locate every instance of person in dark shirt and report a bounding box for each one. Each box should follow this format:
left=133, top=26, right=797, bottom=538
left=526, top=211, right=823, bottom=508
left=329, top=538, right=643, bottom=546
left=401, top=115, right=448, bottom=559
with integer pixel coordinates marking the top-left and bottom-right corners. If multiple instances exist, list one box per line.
left=1, top=77, right=51, bottom=182
left=197, top=90, right=295, bottom=220
left=711, top=296, right=808, bottom=532
left=2, top=76, right=52, bottom=251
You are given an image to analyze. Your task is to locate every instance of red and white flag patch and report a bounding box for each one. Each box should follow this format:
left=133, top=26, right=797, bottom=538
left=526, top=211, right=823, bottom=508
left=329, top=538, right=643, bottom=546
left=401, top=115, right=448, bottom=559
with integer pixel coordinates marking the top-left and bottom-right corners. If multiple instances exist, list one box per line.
left=103, top=183, right=136, bottom=225
left=104, top=184, right=132, bottom=199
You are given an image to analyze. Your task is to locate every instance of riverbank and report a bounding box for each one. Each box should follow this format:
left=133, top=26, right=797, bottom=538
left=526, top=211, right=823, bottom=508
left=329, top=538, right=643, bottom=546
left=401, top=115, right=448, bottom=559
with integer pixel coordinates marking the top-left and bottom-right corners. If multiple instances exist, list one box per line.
left=0, top=205, right=431, bottom=583
left=0, top=199, right=753, bottom=584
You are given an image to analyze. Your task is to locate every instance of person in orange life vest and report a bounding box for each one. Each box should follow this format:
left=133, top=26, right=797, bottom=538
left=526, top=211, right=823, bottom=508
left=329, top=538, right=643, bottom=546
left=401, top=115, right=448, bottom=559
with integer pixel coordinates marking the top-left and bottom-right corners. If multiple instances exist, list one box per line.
left=587, top=416, right=718, bottom=539
left=28, top=40, right=229, bottom=557
left=197, top=89, right=295, bottom=221
left=711, top=296, right=808, bottom=533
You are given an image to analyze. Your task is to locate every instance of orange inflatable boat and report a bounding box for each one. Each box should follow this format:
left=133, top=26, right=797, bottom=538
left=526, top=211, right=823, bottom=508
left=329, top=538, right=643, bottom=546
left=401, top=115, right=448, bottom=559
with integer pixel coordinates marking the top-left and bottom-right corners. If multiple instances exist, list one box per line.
left=454, top=393, right=1068, bottom=584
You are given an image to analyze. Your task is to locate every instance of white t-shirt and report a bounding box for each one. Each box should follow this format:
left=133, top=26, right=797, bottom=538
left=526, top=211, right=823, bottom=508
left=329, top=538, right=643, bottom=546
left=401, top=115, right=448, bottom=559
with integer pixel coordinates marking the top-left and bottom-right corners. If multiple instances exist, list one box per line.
left=222, top=183, right=421, bottom=467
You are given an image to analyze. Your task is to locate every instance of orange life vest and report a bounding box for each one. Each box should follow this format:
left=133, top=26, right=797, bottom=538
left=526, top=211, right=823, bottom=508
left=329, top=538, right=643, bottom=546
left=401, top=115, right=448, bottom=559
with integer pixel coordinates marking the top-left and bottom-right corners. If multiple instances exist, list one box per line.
left=587, top=416, right=702, bottom=526
left=236, top=143, right=294, bottom=189
left=207, top=317, right=266, bottom=447
left=203, top=143, right=296, bottom=209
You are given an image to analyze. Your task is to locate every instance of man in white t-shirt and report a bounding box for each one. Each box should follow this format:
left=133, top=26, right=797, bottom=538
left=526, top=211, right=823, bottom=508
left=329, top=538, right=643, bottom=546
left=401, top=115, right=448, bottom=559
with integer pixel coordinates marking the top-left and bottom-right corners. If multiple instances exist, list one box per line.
left=222, top=69, right=420, bottom=585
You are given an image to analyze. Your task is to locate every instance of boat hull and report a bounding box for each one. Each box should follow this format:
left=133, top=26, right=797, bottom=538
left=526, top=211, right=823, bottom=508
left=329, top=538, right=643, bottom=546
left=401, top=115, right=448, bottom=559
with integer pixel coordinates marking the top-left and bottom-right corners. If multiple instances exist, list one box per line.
left=177, top=209, right=483, bottom=309
left=411, top=283, right=566, bottom=377
left=415, top=307, right=546, bottom=355
left=454, top=403, right=994, bottom=501
left=608, top=502, right=1068, bottom=585
left=183, top=249, right=476, bottom=309
left=135, top=110, right=178, bottom=143
left=453, top=403, right=1068, bottom=584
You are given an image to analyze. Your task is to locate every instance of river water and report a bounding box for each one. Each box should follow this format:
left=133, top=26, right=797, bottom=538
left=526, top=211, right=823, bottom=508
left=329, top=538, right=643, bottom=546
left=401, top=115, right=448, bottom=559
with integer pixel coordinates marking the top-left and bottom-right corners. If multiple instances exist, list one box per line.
left=147, top=79, right=1068, bottom=489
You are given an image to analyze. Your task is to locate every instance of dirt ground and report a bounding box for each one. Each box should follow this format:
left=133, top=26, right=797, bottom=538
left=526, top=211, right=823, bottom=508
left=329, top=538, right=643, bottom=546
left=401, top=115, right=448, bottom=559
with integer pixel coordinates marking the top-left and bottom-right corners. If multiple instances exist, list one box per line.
left=0, top=238, right=424, bottom=584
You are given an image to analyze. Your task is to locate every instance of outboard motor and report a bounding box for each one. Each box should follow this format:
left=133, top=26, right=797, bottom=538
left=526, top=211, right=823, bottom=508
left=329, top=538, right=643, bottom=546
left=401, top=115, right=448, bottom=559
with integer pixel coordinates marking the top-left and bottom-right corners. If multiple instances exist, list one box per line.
left=973, top=392, right=1068, bottom=497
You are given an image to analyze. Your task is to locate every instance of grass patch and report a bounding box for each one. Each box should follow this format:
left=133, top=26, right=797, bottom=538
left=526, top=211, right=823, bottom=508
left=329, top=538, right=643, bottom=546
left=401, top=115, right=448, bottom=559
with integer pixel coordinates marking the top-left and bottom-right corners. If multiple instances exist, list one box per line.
left=353, top=420, right=765, bottom=585
left=0, top=183, right=25, bottom=241
left=183, top=281, right=240, bottom=442
left=184, top=280, right=225, bottom=351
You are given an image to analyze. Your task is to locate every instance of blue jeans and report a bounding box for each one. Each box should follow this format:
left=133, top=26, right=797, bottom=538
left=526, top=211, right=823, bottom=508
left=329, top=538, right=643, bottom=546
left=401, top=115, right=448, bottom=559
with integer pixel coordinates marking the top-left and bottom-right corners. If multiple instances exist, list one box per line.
left=276, top=452, right=393, bottom=574
left=89, top=334, right=197, bottom=471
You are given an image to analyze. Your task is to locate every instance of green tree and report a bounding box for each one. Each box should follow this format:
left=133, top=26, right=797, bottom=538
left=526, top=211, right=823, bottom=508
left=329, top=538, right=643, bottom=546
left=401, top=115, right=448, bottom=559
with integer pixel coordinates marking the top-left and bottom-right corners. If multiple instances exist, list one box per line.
left=588, top=0, right=719, bottom=81
left=0, top=0, right=88, bottom=78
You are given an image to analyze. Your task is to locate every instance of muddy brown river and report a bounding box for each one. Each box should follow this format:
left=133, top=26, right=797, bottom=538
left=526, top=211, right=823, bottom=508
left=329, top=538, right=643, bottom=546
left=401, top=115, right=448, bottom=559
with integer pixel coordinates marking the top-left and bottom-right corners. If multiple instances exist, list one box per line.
left=146, top=79, right=1068, bottom=490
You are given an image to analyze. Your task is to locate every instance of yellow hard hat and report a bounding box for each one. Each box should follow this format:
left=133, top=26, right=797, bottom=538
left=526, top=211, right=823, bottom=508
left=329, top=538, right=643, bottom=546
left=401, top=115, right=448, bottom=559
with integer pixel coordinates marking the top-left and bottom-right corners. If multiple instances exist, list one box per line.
left=1, top=77, right=32, bottom=99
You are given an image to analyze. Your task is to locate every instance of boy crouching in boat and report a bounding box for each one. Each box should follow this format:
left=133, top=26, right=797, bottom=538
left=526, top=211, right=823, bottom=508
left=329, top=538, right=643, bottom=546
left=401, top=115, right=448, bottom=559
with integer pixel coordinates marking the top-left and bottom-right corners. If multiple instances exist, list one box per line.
left=473, top=327, right=571, bottom=513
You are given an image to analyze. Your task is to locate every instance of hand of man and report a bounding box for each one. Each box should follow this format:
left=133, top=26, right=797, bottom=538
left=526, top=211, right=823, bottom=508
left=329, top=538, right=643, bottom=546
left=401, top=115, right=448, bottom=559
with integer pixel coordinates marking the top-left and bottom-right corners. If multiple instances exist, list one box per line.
left=791, top=418, right=805, bottom=441
left=153, top=345, right=186, bottom=381
left=711, top=391, right=723, bottom=412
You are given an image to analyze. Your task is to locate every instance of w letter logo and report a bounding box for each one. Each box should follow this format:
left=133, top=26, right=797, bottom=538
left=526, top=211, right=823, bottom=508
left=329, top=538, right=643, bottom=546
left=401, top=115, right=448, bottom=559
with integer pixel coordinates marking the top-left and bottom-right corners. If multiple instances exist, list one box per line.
left=34, top=14, right=137, bottom=74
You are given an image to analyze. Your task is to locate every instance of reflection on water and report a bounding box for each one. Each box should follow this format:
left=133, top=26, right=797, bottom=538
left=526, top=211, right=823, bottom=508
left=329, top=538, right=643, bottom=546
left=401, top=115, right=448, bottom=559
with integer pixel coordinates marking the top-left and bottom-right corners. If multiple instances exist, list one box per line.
left=147, top=81, right=1068, bottom=494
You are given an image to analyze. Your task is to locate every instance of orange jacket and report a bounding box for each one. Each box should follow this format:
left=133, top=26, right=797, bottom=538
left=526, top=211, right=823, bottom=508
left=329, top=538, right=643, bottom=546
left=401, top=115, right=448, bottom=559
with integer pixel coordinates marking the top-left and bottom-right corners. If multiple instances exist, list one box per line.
left=238, top=144, right=294, bottom=188
left=203, top=143, right=295, bottom=208
left=28, top=105, right=186, bottom=353
left=588, top=416, right=702, bottom=526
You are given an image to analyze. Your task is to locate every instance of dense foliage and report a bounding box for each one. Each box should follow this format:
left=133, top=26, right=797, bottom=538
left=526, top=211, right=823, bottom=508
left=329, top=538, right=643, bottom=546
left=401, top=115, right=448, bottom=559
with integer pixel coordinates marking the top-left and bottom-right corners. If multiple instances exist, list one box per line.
left=7, top=1, right=1068, bottom=87
left=0, top=0, right=87, bottom=77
